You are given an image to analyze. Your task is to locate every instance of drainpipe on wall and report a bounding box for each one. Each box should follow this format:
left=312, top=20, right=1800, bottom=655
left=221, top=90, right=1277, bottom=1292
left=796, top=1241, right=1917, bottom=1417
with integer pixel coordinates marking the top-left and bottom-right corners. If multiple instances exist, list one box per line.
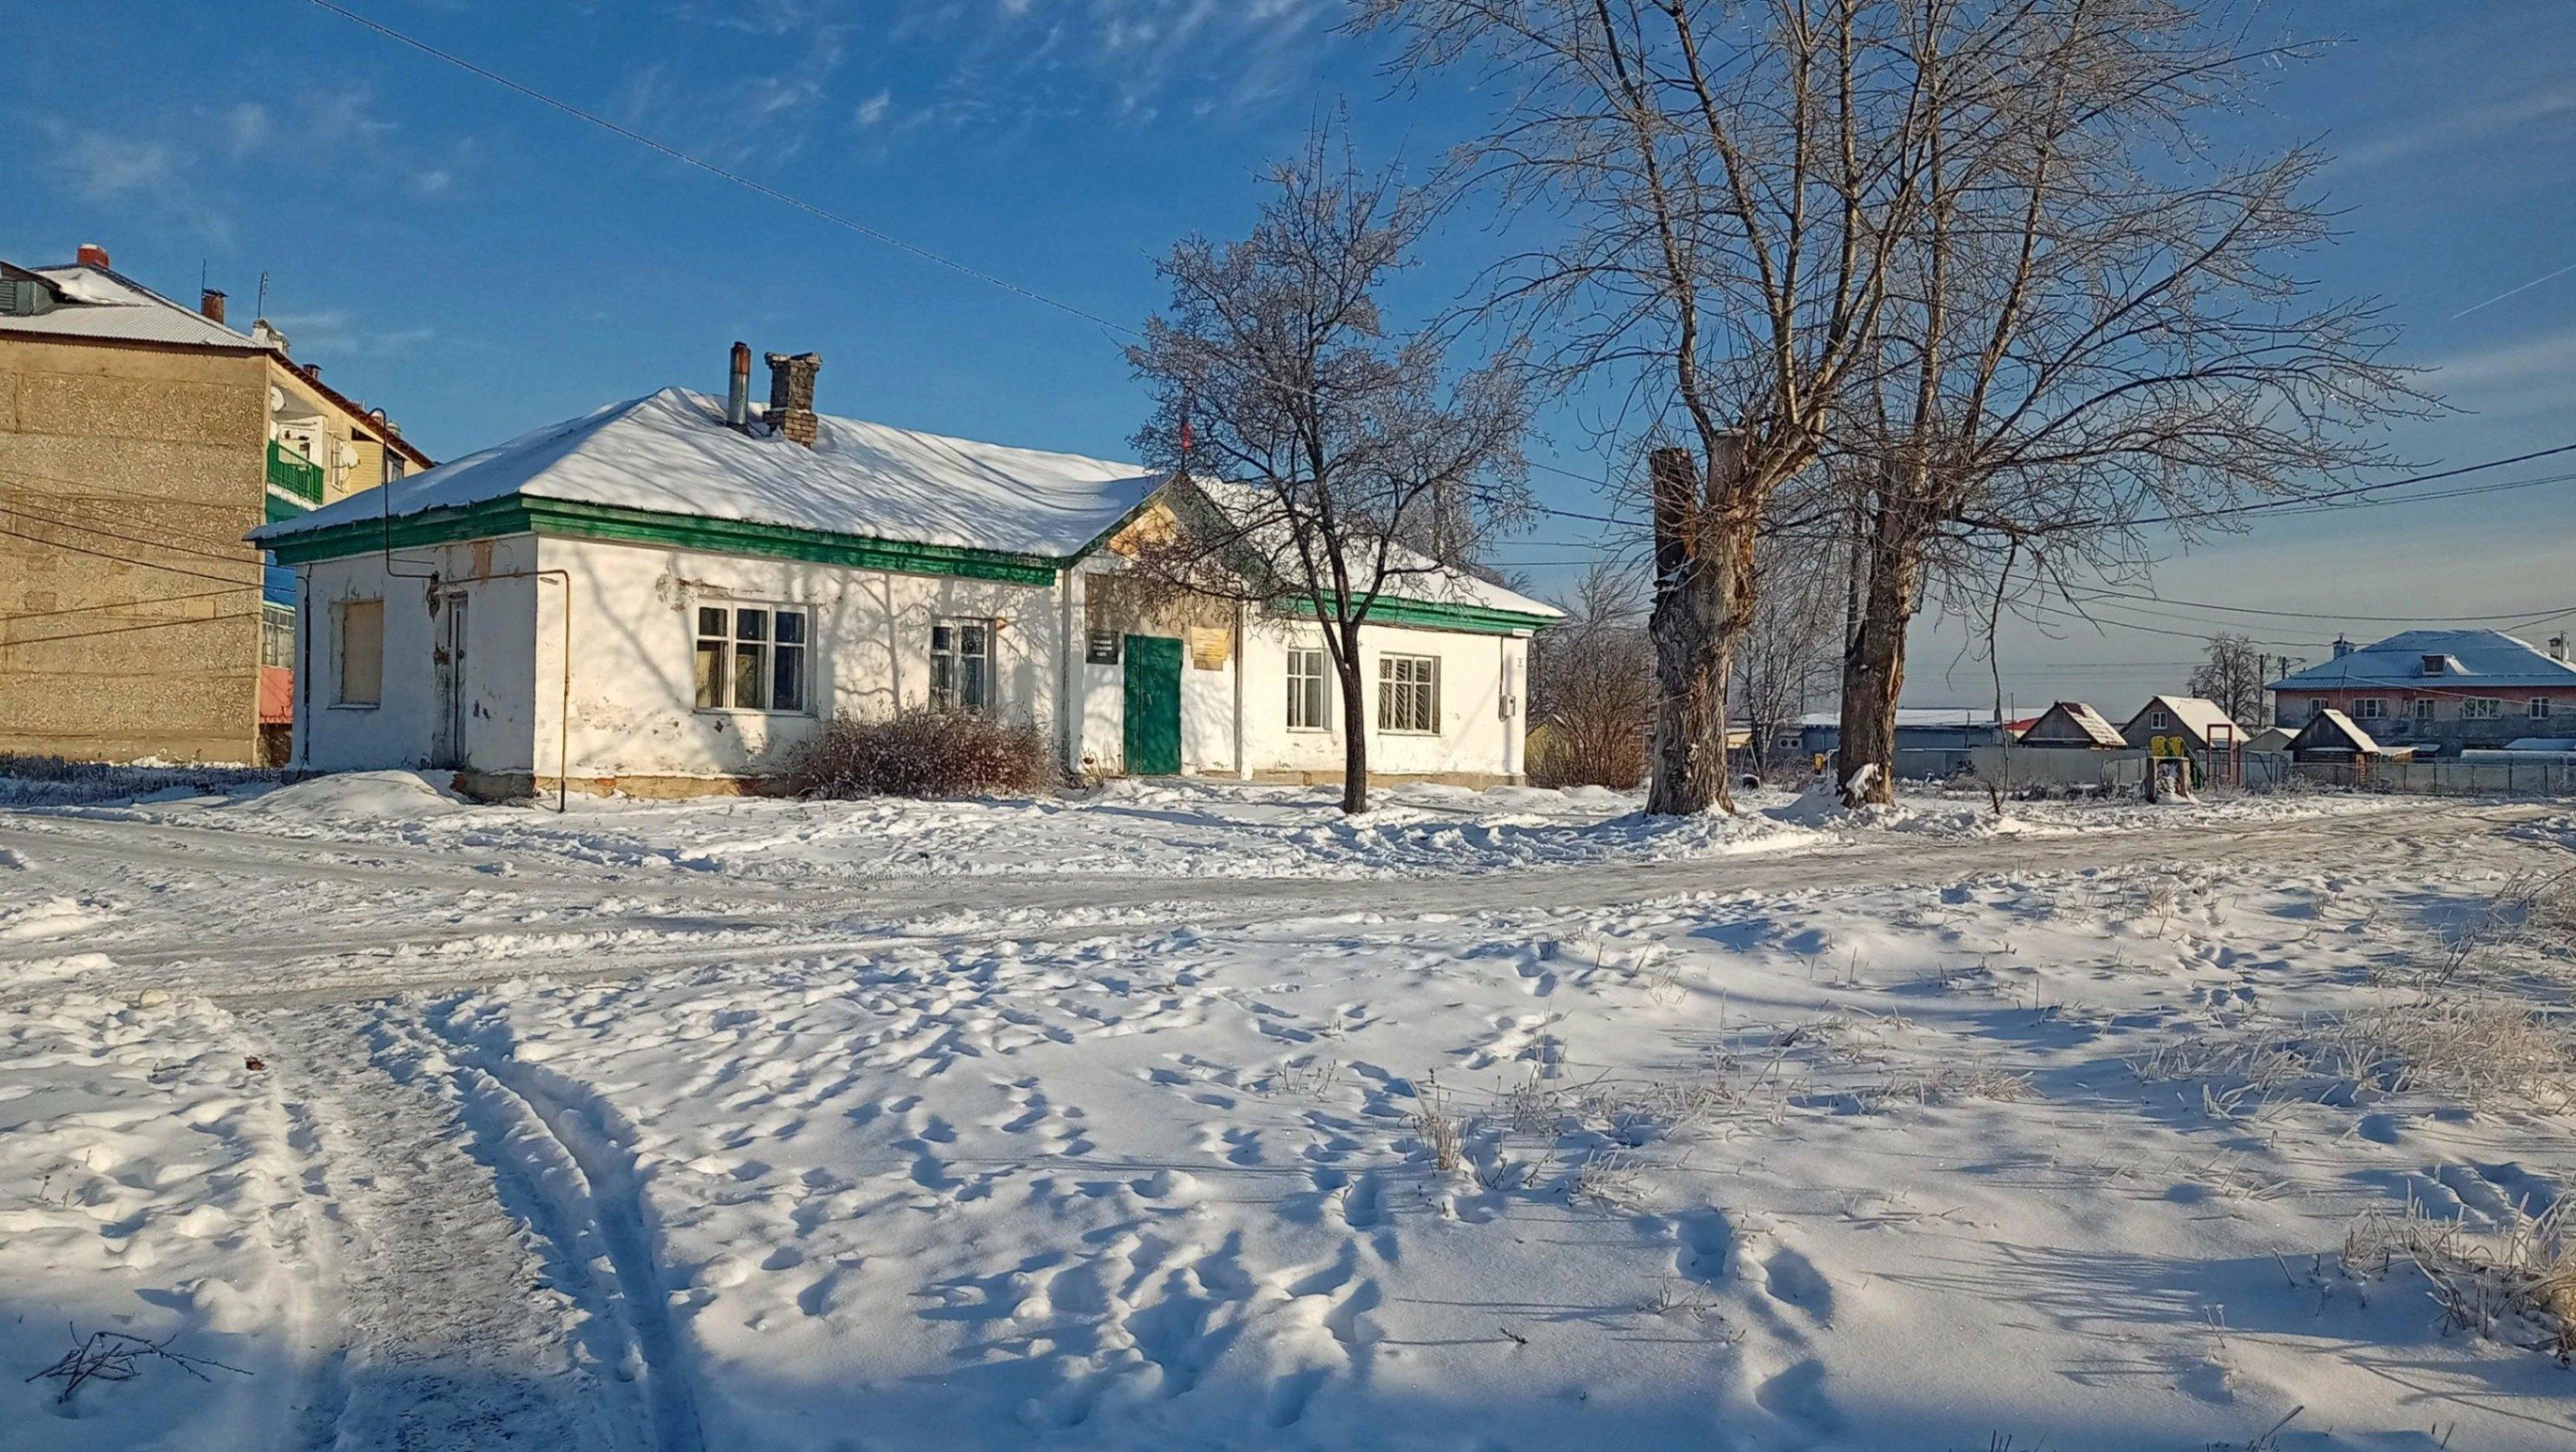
left=1233, top=600, right=1250, bottom=780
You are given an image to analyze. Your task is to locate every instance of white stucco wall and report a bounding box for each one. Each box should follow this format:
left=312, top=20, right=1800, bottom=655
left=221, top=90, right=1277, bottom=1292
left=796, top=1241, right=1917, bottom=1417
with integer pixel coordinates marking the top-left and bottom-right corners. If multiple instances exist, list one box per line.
left=295, top=535, right=542, bottom=775
left=296, top=533, right=1531, bottom=787
left=533, top=535, right=1060, bottom=781
left=1068, top=579, right=1531, bottom=782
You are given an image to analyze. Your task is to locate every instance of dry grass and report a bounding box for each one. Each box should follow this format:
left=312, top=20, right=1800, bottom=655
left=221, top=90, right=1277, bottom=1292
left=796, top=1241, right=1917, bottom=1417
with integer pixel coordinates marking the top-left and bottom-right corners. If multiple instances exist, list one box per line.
left=2344, top=1199, right=2576, bottom=1360
left=1414, top=1078, right=1465, bottom=1174
left=2131, top=995, right=2575, bottom=1114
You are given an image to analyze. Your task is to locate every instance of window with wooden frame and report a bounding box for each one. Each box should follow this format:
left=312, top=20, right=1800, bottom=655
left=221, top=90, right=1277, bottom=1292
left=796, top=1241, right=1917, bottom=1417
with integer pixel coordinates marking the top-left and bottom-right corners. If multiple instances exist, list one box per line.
left=1377, top=654, right=1439, bottom=734
left=333, top=598, right=383, bottom=707
left=1286, top=647, right=1330, bottom=731
left=695, top=605, right=809, bottom=713
left=931, top=619, right=995, bottom=713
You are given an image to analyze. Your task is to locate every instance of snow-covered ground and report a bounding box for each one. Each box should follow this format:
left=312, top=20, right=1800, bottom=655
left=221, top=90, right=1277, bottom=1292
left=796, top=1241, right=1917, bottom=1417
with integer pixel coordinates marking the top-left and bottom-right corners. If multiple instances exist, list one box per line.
left=3, top=774, right=2573, bottom=1449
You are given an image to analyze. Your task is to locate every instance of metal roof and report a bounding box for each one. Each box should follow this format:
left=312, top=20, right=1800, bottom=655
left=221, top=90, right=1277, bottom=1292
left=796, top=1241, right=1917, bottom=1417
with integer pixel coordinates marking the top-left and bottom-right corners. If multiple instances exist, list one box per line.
left=2271, top=629, right=2576, bottom=691
left=2021, top=700, right=2127, bottom=747
left=2122, top=694, right=2245, bottom=744
left=0, top=263, right=257, bottom=349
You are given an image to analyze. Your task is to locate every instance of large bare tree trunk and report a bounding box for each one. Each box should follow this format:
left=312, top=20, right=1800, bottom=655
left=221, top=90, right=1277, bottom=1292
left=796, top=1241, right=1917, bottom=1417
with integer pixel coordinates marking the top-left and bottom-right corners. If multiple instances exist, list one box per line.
left=1836, top=499, right=1924, bottom=807
left=1646, top=444, right=1750, bottom=816
left=1334, top=622, right=1370, bottom=814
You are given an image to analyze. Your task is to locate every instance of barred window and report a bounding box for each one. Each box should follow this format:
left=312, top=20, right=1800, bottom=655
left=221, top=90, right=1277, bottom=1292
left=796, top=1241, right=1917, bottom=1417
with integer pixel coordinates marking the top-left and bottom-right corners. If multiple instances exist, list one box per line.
left=1287, top=647, right=1330, bottom=731
left=1377, top=654, right=1439, bottom=734
left=695, top=605, right=808, bottom=712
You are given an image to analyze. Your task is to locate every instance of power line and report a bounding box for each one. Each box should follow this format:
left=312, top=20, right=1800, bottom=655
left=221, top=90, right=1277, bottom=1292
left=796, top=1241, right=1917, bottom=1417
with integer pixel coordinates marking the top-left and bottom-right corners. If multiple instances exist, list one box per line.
left=294, top=0, right=2576, bottom=562
left=0, top=503, right=270, bottom=568
left=3, top=609, right=263, bottom=651
left=0, top=584, right=263, bottom=624
left=0, top=526, right=262, bottom=588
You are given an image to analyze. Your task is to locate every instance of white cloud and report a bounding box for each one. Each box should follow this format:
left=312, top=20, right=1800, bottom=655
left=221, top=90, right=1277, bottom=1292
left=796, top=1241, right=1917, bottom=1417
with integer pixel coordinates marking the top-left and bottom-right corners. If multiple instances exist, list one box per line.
left=2337, top=81, right=2576, bottom=174
left=49, top=128, right=177, bottom=200
left=854, top=89, right=892, bottom=128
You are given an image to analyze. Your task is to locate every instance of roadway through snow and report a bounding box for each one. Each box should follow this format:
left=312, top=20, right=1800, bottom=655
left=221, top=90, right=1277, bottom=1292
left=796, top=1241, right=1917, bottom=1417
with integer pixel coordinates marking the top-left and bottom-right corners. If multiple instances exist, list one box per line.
left=3, top=798, right=2560, bottom=1450
left=0, top=798, right=2535, bottom=1008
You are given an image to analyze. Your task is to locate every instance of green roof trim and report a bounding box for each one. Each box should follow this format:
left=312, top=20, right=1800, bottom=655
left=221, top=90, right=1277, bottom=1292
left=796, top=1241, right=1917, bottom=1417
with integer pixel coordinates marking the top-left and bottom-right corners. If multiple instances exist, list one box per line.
left=264, top=490, right=313, bottom=524
left=262, top=494, right=1061, bottom=584
left=1337, top=595, right=1556, bottom=636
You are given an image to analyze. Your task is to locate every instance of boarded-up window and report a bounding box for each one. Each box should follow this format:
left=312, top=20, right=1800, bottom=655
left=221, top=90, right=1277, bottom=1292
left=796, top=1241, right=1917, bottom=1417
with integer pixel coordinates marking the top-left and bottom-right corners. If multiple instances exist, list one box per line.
left=336, top=599, right=383, bottom=706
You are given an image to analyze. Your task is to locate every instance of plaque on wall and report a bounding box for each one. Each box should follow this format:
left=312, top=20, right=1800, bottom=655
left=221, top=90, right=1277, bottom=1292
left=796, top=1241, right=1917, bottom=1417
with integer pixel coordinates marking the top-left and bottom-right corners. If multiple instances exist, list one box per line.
left=1086, top=628, right=1122, bottom=664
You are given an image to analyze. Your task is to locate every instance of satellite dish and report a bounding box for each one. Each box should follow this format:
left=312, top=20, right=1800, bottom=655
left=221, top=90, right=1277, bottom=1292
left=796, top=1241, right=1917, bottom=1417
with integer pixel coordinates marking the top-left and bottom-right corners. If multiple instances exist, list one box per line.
left=268, top=385, right=285, bottom=413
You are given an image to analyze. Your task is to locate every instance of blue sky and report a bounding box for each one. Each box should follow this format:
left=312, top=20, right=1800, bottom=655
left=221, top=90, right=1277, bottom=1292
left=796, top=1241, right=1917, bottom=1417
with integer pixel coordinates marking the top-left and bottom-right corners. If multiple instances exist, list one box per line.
left=10, top=1, right=2573, bottom=711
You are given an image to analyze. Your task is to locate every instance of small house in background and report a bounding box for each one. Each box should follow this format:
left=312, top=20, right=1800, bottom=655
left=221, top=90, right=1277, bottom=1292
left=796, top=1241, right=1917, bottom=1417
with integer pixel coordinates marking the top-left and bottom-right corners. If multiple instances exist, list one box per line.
left=2015, top=700, right=2127, bottom=749
left=2289, top=707, right=2403, bottom=763
left=2268, top=629, right=2576, bottom=753
left=2244, top=725, right=2295, bottom=753
left=2119, top=694, right=2245, bottom=753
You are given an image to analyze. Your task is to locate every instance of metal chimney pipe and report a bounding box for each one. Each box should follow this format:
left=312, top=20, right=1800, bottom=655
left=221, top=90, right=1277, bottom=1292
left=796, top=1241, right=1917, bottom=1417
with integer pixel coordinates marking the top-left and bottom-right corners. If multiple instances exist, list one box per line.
left=726, top=341, right=751, bottom=430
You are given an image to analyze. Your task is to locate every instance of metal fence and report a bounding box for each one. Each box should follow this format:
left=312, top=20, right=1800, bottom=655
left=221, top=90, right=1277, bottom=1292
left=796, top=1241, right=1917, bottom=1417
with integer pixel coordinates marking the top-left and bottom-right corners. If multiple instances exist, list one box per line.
left=2293, top=759, right=2576, bottom=797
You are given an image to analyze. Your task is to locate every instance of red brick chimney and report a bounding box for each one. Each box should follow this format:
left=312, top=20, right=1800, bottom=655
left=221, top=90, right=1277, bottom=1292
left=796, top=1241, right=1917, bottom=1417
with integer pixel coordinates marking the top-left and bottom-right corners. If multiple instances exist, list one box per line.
left=75, top=242, right=110, bottom=270
left=200, top=289, right=227, bottom=325
left=764, top=352, right=821, bottom=448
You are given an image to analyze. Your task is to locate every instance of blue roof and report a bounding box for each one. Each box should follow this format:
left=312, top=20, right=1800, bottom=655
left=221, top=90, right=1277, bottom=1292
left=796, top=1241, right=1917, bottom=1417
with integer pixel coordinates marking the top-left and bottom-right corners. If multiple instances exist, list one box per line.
left=2270, top=629, right=2576, bottom=691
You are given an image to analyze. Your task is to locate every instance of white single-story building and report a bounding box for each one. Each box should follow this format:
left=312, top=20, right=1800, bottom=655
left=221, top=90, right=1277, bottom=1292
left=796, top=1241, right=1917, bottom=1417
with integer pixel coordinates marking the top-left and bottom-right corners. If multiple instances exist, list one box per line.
left=247, top=352, right=1557, bottom=798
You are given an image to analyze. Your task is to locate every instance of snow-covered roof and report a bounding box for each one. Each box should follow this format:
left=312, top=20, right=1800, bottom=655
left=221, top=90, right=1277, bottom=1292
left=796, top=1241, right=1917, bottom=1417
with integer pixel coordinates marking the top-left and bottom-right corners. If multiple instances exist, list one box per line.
left=1171, top=476, right=1559, bottom=621
left=0, top=262, right=257, bottom=349
left=2271, top=630, right=2576, bottom=691
left=2022, top=700, right=2127, bottom=747
left=2294, top=707, right=2383, bottom=756
left=2125, top=694, right=2245, bottom=743
left=256, top=387, right=1172, bottom=561
left=1797, top=707, right=2002, bottom=730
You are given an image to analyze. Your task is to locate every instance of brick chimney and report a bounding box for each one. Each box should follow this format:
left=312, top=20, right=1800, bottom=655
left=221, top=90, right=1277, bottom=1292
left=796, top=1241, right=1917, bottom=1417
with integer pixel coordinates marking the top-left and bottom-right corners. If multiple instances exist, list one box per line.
left=75, top=242, right=110, bottom=270
left=764, top=352, right=821, bottom=447
left=200, top=289, right=227, bottom=325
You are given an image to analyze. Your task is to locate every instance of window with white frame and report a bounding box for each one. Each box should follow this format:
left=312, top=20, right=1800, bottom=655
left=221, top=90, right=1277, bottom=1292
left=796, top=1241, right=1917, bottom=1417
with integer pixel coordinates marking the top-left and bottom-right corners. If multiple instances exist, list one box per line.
left=2352, top=697, right=2386, bottom=720
left=1286, top=647, right=1330, bottom=731
left=2410, top=697, right=2435, bottom=722
left=931, top=619, right=995, bottom=713
left=2462, top=697, right=2502, bottom=721
left=2533, top=698, right=2553, bottom=719
left=1378, top=654, right=1439, bottom=733
left=2149, top=707, right=2173, bottom=729
left=695, top=605, right=808, bottom=712
left=334, top=598, right=383, bottom=707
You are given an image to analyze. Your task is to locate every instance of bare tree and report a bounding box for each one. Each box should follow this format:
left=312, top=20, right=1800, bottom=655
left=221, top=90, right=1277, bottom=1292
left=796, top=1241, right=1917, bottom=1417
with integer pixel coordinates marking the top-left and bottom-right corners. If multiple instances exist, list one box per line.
left=1358, top=0, right=1931, bottom=815
left=2189, top=632, right=2266, bottom=726
left=1123, top=130, right=1531, bottom=814
left=1731, top=528, right=1845, bottom=769
left=1529, top=561, right=1655, bottom=788
left=1829, top=0, right=2420, bottom=805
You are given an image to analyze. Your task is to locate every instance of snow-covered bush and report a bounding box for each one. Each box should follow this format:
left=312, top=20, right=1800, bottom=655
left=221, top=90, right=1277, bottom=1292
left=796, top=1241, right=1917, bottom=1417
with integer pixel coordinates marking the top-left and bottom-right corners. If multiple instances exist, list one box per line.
left=782, top=710, right=1055, bottom=800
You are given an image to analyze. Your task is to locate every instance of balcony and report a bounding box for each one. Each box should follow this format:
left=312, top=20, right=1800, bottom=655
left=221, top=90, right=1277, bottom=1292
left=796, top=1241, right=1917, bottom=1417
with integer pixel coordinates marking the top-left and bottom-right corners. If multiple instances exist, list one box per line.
left=266, top=440, right=324, bottom=503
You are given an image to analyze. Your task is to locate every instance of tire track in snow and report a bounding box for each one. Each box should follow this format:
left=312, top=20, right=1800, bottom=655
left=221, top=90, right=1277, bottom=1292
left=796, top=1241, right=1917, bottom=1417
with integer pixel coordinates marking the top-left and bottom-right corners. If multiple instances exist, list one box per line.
left=251, top=1004, right=640, bottom=1450
left=410, top=1001, right=708, bottom=1452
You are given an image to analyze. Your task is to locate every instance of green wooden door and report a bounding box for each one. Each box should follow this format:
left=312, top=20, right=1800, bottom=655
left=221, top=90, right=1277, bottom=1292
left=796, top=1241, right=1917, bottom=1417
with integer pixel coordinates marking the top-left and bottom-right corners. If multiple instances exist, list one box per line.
left=1122, top=634, right=1183, bottom=776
